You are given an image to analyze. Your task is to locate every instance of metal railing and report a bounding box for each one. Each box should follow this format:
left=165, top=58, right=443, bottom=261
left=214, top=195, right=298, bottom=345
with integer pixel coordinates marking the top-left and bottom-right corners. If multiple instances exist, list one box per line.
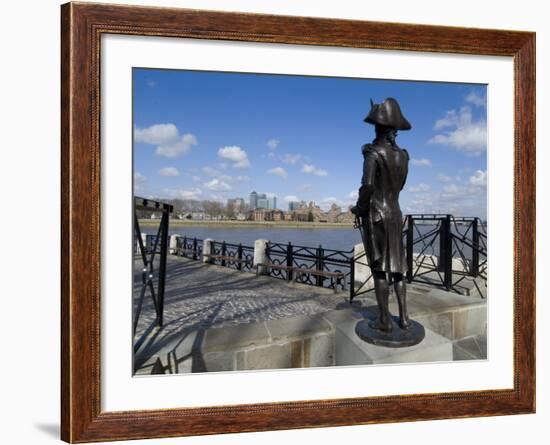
left=404, top=214, right=487, bottom=296
left=265, top=242, right=353, bottom=291
left=133, top=197, right=173, bottom=339
left=175, top=236, right=203, bottom=261
left=210, top=241, right=255, bottom=272
left=166, top=214, right=487, bottom=301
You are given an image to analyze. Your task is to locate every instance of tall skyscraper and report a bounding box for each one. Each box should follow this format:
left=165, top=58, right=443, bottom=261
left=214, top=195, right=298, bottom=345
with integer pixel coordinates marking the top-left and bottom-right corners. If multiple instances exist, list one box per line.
left=249, top=191, right=258, bottom=210
left=267, top=196, right=277, bottom=209
left=288, top=201, right=301, bottom=211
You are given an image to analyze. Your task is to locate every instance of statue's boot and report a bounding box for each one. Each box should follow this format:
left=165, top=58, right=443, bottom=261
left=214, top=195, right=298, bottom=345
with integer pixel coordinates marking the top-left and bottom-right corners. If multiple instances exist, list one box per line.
left=370, top=275, right=392, bottom=332
left=394, top=276, right=411, bottom=329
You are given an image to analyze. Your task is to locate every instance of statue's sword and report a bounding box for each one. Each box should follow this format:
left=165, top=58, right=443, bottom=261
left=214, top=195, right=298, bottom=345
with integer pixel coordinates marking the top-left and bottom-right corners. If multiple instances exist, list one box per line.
left=353, top=212, right=368, bottom=249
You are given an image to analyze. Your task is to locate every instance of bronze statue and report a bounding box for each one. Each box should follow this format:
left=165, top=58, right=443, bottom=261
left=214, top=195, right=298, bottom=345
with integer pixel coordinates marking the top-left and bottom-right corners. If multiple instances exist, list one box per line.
left=352, top=97, right=425, bottom=347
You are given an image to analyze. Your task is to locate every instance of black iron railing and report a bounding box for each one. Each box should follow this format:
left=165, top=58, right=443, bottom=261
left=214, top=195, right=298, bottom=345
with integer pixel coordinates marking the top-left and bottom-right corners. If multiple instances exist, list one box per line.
left=404, top=214, right=487, bottom=296
left=210, top=241, right=255, bottom=272
left=133, top=197, right=173, bottom=339
left=175, top=236, right=203, bottom=260
left=265, top=242, right=353, bottom=291
left=167, top=214, right=487, bottom=300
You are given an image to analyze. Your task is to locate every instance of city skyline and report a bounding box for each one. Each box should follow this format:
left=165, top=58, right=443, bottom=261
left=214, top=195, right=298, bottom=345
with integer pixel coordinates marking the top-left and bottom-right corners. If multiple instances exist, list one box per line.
left=133, top=68, right=487, bottom=218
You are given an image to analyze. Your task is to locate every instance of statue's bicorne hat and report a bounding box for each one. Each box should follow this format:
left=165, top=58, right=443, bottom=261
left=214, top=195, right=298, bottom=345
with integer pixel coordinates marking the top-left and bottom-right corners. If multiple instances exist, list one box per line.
left=364, top=97, right=412, bottom=131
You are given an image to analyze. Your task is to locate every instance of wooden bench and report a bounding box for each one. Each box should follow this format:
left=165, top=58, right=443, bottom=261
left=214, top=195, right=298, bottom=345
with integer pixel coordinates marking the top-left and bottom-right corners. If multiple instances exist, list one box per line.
left=255, top=262, right=294, bottom=279
left=294, top=268, right=346, bottom=293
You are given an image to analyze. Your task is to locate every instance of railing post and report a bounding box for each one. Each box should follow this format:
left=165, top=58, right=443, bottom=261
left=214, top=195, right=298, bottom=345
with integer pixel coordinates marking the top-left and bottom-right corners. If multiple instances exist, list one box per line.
left=193, top=237, right=198, bottom=260
left=471, top=218, right=479, bottom=277
left=253, top=239, right=269, bottom=275
left=182, top=236, right=187, bottom=257
left=202, top=238, right=214, bottom=264
left=221, top=241, right=227, bottom=267
left=316, top=245, right=324, bottom=287
left=349, top=254, right=355, bottom=302
left=406, top=215, right=414, bottom=283
left=169, top=234, right=180, bottom=255
left=237, top=243, right=243, bottom=271
left=438, top=215, right=452, bottom=290
left=157, top=210, right=169, bottom=327
left=286, top=242, right=293, bottom=281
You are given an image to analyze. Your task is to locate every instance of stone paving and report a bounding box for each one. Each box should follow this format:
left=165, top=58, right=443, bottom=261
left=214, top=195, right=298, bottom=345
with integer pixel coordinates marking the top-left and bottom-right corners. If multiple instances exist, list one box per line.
left=133, top=256, right=348, bottom=365
left=133, top=255, right=487, bottom=373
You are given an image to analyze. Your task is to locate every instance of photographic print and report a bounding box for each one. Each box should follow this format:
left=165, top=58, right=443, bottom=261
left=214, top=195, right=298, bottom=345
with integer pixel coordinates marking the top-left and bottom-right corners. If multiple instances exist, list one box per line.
left=62, top=4, right=536, bottom=441
left=132, top=68, right=488, bottom=376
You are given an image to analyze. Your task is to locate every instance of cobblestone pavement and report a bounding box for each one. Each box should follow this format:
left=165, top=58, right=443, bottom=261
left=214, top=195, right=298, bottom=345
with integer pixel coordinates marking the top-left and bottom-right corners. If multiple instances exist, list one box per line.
left=133, top=255, right=348, bottom=356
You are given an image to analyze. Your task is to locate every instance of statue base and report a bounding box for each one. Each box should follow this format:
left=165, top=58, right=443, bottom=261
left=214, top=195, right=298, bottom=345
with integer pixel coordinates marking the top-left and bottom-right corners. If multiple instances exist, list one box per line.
left=355, top=317, right=425, bottom=348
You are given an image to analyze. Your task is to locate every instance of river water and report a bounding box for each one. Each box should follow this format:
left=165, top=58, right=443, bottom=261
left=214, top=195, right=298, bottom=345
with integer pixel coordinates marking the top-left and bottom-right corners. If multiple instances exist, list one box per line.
left=142, top=225, right=362, bottom=251
left=140, top=222, right=486, bottom=260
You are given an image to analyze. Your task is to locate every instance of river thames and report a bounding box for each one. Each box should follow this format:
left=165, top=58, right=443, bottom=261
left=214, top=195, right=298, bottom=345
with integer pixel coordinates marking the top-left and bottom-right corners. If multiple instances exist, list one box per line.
left=142, top=225, right=362, bottom=251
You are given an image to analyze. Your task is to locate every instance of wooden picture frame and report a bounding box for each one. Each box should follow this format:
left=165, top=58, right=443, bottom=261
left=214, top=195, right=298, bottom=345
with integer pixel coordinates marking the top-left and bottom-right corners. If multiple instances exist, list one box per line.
left=61, top=2, right=535, bottom=442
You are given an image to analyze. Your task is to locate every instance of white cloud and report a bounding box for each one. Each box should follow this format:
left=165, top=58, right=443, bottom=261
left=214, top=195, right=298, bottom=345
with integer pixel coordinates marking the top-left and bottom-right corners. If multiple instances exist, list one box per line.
left=465, top=90, right=486, bottom=108
left=280, top=154, right=302, bottom=165
left=429, top=106, right=486, bottom=155
left=204, top=178, right=232, bottom=191
left=135, top=123, right=197, bottom=158
left=218, top=146, right=250, bottom=168
left=158, top=167, right=180, bottom=177
left=298, top=184, right=312, bottom=192
left=402, top=172, right=487, bottom=218
left=267, top=167, right=288, bottom=179
left=284, top=195, right=299, bottom=202
left=135, top=124, right=179, bottom=144
left=236, top=175, right=250, bottom=182
left=156, top=134, right=197, bottom=158
left=408, top=183, right=431, bottom=193
left=192, top=176, right=201, bottom=182
left=163, top=188, right=202, bottom=200
left=411, top=158, right=432, bottom=167
left=266, top=139, right=280, bottom=150
left=302, top=164, right=328, bottom=177
left=348, top=190, right=358, bottom=200
left=468, top=170, right=487, bottom=187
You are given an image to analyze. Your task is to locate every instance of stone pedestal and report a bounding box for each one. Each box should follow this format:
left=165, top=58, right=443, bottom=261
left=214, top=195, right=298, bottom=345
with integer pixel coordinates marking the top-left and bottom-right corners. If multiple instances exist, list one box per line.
left=169, top=234, right=180, bottom=254
left=202, top=238, right=213, bottom=263
left=335, top=319, right=452, bottom=365
left=253, top=239, right=269, bottom=274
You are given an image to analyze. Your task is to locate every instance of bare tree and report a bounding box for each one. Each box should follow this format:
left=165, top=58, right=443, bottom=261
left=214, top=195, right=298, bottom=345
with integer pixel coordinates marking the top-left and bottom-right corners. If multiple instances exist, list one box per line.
left=203, top=200, right=224, bottom=218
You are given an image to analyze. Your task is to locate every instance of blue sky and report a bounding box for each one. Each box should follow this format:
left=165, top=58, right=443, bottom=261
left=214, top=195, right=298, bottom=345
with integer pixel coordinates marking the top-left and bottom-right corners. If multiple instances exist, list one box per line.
left=133, top=68, right=487, bottom=218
